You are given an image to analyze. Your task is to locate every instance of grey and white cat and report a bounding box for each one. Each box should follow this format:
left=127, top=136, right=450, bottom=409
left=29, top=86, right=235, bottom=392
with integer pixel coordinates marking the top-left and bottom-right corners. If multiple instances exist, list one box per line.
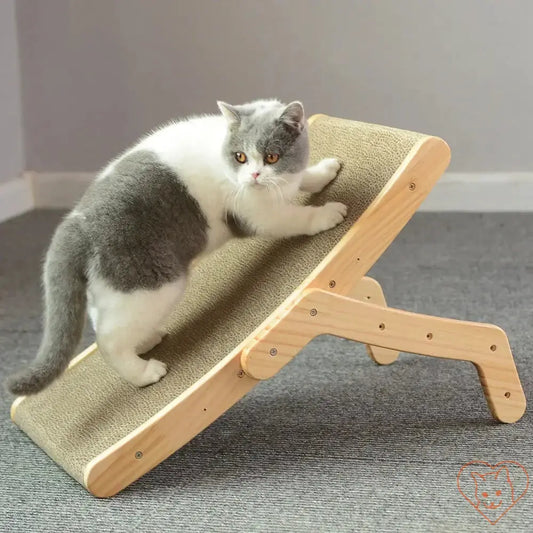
left=6, top=99, right=346, bottom=395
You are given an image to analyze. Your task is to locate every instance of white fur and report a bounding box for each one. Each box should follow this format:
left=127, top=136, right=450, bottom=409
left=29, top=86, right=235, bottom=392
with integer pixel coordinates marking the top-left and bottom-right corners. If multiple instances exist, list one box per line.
left=88, top=103, right=346, bottom=387
left=88, top=274, right=186, bottom=386
left=134, top=113, right=346, bottom=241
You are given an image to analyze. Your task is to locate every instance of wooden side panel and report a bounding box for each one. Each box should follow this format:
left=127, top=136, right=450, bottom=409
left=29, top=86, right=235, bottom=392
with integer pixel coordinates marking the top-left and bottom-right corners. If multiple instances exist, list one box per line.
left=85, top=353, right=258, bottom=497
left=304, top=136, right=451, bottom=296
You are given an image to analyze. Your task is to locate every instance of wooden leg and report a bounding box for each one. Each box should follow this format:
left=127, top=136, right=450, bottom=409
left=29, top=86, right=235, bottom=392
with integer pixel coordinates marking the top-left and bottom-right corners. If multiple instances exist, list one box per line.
left=349, top=277, right=399, bottom=365
left=241, top=289, right=526, bottom=423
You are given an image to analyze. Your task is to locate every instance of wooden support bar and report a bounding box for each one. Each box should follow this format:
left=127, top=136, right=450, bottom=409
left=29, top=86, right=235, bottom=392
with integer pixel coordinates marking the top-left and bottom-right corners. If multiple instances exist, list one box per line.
left=241, top=289, right=526, bottom=424
left=349, top=277, right=400, bottom=365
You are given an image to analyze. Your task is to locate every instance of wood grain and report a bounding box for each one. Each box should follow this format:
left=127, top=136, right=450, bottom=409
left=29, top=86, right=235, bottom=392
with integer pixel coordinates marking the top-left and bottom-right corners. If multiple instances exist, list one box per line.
left=242, top=289, right=526, bottom=424
left=85, top=351, right=258, bottom=497
left=349, top=277, right=399, bottom=365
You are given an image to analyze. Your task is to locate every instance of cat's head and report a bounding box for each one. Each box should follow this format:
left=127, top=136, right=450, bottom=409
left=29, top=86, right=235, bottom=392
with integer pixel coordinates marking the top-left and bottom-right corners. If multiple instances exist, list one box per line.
left=218, top=99, right=309, bottom=188
left=471, top=467, right=515, bottom=510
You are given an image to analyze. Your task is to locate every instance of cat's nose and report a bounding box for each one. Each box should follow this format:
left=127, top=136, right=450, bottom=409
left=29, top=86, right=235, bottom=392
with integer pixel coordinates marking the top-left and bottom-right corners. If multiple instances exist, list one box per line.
left=251, top=171, right=260, bottom=180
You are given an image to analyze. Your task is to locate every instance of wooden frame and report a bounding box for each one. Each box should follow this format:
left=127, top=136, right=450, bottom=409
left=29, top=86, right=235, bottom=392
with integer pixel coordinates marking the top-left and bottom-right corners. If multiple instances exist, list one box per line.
left=12, top=115, right=526, bottom=498
left=241, top=289, right=526, bottom=424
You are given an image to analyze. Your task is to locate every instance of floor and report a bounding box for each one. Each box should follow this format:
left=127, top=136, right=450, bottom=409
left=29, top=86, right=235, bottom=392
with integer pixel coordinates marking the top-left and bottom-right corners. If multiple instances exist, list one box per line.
left=1, top=210, right=532, bottom=532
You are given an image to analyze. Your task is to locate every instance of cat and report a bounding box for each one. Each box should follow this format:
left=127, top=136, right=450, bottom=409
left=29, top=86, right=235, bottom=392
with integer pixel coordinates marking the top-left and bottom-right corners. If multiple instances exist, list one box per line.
left=471, top=466, right=516, bottom=521
left=6, top=99, right=347, bottom=395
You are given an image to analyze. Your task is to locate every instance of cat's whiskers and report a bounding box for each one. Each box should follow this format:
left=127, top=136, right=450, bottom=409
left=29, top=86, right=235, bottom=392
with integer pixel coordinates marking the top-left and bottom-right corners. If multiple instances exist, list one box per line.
left=273, top=183, right=285, bottom=204
left=262, top=179, right=277, bottom=201
left=232, top=185, right=245, bottom=216
left=273, top=177, right=291, bottom=203
left=264, top=178, right=286, bottom=204
left=231, top=189, right=239, bottom=216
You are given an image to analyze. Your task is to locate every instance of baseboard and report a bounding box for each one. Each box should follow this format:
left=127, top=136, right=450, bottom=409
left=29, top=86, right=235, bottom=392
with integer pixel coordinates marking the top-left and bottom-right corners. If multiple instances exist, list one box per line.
left=419, top=172, right=533, bottom=212
left=1, top=172, right=532, bottom=222
left=29, top=171, right=533, bottom=212
left=27, top=171, right=95, bottom=208
left=0, top=177, right=33, bottom=223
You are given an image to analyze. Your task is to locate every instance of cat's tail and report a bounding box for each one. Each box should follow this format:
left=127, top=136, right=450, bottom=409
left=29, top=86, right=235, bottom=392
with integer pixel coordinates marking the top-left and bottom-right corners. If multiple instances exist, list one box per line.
left=6, top=217, right=88, bottom=395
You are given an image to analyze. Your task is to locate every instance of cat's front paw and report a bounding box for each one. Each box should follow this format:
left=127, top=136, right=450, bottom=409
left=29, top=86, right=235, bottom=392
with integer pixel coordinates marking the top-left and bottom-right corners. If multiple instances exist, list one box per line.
left=316, top=158, right=341, bottom=183
left=302, top=158, right=342, bottom=193
left=309, top=202, right=348, bottom=235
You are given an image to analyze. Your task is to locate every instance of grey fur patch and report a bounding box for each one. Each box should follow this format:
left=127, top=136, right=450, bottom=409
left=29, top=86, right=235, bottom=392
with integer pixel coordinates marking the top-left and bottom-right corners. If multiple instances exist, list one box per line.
left=5, top=150, right=209, bottom=395
left=5, top=216, right=88, bottom=395
left=221, top=100, right=309, bottom=176
left=79, top=150, right=208, bottom=292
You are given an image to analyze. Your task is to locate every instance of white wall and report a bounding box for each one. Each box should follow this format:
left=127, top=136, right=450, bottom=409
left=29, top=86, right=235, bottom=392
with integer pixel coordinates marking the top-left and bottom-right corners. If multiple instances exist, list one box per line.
left=0, top=0, right=24, bottom=182
left=15, top=0, right=533, bottom=174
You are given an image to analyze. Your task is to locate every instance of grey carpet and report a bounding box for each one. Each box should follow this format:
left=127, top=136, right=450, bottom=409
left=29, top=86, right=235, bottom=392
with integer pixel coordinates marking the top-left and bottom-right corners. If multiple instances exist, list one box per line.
left=0, top=210, right=531, bottom=532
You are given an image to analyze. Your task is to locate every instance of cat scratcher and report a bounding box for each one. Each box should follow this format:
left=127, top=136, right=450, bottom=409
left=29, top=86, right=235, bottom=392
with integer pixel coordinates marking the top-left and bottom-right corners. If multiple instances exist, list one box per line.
left=11, top=115, right=526, bottom=498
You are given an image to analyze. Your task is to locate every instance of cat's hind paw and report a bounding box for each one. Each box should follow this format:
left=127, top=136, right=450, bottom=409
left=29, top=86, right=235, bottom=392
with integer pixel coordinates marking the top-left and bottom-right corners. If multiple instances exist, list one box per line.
left=139, top=359, right=168, bottom=386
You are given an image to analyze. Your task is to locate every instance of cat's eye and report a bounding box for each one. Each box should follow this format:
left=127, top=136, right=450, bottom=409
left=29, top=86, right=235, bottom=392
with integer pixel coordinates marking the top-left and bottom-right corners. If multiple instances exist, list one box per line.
left=234, top=152, right=247, bottom=164
left=496, top=490, right=502, bottom=496
left=482, top=492, right=488, bottom=498
left=265, top=153, right=280, bottom=164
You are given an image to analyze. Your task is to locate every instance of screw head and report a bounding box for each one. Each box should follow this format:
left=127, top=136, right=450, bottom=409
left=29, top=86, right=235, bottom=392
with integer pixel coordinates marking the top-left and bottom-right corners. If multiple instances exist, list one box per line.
left=269, top=348, right=278, bottom=356
left=490, top=344, right=497, bottom=352
left=135, top=451, right=143, bottom=459
left=329, top=280, right=336, bottom=288
left=310, top=308, right=318, bottom=316
left=237, top=370, right=245, bottom=378
left=379, top=323, right=385, bottom=330
left=504, top=392, right=511, bottom=398
left=409, top=182, right=416, bottom=191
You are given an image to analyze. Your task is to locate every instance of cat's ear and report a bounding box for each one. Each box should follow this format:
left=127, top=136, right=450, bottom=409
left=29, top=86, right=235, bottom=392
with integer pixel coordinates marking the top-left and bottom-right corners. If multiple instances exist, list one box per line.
left=494, top=466, right=509, bottom=480
left=471, top=472, right=483, bottom=482
left=279, top=101, right=305, bottom=132
left=217, top=101, right=240, bottom=126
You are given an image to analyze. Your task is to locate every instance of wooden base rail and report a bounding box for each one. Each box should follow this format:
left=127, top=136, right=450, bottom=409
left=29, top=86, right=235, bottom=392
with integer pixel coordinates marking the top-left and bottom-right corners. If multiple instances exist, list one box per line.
left=241, top=289, right=526, bottom=424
